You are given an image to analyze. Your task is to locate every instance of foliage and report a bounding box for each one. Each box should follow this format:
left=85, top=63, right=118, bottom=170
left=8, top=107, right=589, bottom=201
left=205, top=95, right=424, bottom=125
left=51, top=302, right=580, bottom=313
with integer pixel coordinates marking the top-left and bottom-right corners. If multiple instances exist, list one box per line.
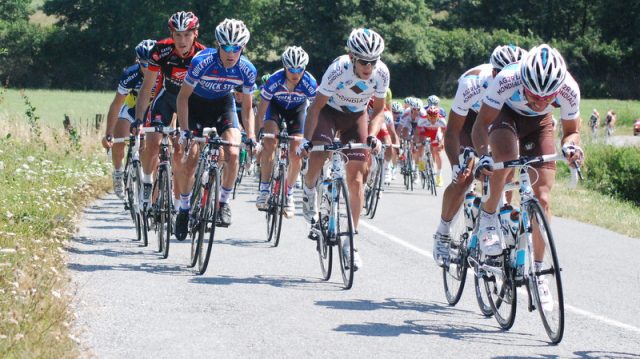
left=581, top=144, right=640, bottom=205
left=20, top=91, right=42, bottom=141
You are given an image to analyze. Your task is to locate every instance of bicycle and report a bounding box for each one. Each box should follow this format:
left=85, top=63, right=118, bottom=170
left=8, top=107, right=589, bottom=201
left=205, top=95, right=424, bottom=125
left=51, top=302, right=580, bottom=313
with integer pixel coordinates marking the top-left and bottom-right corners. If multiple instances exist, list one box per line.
left=479, top=153, right=581, bottom=344
left=185, top=127, right=240, bottom=275
left=112, top=133, right=148, bottom=246
left=400, top=139, right=414, bottom=191
left=260, top=122, right=301, bottom=246
left=232, top=132, right=250, bottom=200
left=364, top=144, right=399, bottom=219
left=419, top=138, right=437, bottom=196
left=146, top=125, right=179, bottom=259
left=308, top=141, right=369, bottom=290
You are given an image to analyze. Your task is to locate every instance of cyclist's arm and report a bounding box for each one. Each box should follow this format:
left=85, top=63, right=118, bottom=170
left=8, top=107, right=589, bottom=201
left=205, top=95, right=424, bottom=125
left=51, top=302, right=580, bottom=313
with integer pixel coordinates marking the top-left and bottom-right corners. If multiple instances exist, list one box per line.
left=255, top=97, right=269, bottom=133
left=367, top=96, right=386, bottom=137
left=471, top=104, right=500, bottom=156
left=303, top=93, right=329, bottom=140
left=240, top=92, right=255, bottom=140
left=176, top=83, right=195, bottom=131
left=560, top=117, right=581, bottom=147
left=444, top=110, right=465, bottom=165
left=134, top=70, right=158, bottom=121
left=387, top=120, right=399, bottom=145
left=105, top=93, right=126, bottom=139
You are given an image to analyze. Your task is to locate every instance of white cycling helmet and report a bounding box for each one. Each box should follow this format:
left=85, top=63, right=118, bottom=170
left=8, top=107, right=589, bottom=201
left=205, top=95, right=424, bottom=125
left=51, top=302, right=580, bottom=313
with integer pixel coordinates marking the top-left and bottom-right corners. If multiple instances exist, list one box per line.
left=404, top=96, right=414, bottom=105
left=409, top=98, right=423, bottom=110
left=490, top=44, right=526, bottom=71
left=427, top=95, right=440, bottom=107
left=520, top=44, right=567, bottom=97
left=282, top=46, right=309, bottom=69
left=215, top=18, right=250, bottom=47
left=135, top=39, right=156, bottom=62
left=347, top=28, right=385, bottom=61
left=168, top=11, right=199, bottom=32
left=391, top=102, right=403, bottom=114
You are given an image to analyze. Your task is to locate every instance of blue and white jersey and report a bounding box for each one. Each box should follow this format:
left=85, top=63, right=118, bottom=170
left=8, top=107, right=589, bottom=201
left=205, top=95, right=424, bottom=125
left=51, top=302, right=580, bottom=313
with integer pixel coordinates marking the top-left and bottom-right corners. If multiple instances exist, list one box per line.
left=318, top=55, right=390, bottom=113
left=451, top=64, right=494, bottom=116
left=184, top=48, right=257, bottom=100
left=483, top=62, right=580, bottom=120
left=260, top=69, right=317, bottom=110
left=117, top=64, right=143, bottom=96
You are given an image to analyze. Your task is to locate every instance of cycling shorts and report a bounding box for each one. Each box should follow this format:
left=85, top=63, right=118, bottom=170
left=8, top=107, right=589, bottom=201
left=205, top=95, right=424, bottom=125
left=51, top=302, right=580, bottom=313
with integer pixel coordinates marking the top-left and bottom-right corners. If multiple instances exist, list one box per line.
left=265, top=101, right=305, bottom=135
left=311, top=105, right=368, bottom=162
left=489, top=105, right=555, bottom=170
left=416, top=127, right=442, bottom=147
left=148, top=88, right=177, bottom=127
left=118, top=104, right=136, bottom=123
left=188, top=93, right=239, bottom=135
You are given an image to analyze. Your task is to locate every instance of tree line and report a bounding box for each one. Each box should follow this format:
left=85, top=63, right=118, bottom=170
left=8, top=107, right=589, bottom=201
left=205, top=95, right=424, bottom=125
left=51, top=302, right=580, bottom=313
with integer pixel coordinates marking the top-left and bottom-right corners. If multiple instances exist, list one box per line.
left=1, top=0, right=638, bottom=98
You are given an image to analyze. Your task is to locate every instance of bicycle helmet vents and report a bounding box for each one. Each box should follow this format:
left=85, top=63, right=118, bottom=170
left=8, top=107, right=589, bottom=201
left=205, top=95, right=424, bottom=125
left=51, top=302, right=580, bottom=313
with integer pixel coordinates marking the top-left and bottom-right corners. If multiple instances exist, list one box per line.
left=347, top=28, right=385, bottom=61
left=427, top=95, right=440, bottom=107
left=520, top=44, right=567, bottom=97
left=391, top=102, right=403, bottom=113
left=168, top=11, right=199, bottom=32
left=282, top=46, right=309, bottom=69
left=409, top=98, right=423, bottom=110
left=135, top=39, right=156, bottom=62
left=215, top=18, right=250, bottom=47
left=490, top=45, right=526, bottom=71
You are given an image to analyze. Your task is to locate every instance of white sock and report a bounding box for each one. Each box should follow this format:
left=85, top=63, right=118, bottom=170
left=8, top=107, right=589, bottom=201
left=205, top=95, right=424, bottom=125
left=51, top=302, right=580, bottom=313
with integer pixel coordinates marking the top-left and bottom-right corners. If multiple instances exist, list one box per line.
left=219, top=186, right=233, bottom=204
left=142, top=173, right=153, bottom=184
left=287, top=184, right=295, bottom=197
left=180, top=193, right=191, bottom=211
left=303, top=184, right=315, bottom=196
left=259, top=182, right=270, bottom=192
left=437, top=218, right=451, bottom=235
left=479, top=209, right=496, bottom=226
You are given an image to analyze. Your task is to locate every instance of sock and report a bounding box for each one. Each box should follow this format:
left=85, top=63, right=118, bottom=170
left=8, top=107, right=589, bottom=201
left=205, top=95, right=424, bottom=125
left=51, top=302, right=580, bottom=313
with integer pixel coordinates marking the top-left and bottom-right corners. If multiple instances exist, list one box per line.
left=287, top=184, right=295, bottom=197
left=259, top=181, right=270, bottom=192
left=437, top=218, right=451, bottom=235
left=142, top=173, right=153, bottom=184
left=384, top=160, right=391, bottom=171
left=479, top=209, right=496, bottom=226
left=534, top=261, right=544, bottom=273
left=219, top=186, right=233, bottom=204
left=174, top=197, right=181, bottom=211
left=303, top=184, right=315, bottom=196
left=114, top=166, right=124, bottom=173
left=180, top=193, right=191, bottom=211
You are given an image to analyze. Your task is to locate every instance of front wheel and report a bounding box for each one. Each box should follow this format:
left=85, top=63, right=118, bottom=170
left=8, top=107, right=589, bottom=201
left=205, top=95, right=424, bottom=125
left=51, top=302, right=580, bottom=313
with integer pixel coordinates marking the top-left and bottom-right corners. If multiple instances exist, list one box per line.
left=196, top=169, right=220, bottom=275
left=336, top=179, right=355, bottom=289
left=158, top=170, right=172, bottom=259
left=527, top=200, right=564, bottom=344
left=442, top=208, right=469, bottom=305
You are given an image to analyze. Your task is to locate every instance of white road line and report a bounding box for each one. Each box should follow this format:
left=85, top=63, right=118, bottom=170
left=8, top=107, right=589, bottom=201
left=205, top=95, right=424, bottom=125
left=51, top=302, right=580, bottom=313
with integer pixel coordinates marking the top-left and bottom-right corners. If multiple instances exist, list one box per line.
left=360, top=219, right=640, bottom=334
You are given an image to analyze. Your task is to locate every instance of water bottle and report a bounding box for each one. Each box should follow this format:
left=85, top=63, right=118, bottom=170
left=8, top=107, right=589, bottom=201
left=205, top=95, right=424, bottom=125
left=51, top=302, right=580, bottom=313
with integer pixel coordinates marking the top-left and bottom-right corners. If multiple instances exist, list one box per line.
left=463, top=191, right=477, bottom=229
left=515, top=235, right=525, bottom=281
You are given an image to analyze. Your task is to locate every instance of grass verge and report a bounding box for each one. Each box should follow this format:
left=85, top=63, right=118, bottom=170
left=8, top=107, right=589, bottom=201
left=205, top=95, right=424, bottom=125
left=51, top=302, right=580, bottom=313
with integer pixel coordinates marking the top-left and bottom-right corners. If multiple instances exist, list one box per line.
left=0, top=130, right=110, bottom=356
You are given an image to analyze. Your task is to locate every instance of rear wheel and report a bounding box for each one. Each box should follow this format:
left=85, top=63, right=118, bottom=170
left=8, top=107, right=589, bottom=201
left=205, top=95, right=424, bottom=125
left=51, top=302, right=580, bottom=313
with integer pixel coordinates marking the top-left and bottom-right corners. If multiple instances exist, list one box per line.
left=527, top=201, right=564, bottom=344
left=368, top=158, right=384, bottom=219
left=471, top=235, right=494, bottom=317
left=484, top=254, right=517, bottom=329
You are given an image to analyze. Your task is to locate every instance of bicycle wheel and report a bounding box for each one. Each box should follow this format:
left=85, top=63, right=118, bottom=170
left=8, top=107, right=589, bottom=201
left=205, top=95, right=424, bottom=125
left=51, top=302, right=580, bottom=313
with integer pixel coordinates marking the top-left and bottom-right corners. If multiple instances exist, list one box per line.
left=265, top=169, right=279, bottom=243
left=127, top=169, right=141, bottom=241
left=484, top=253, right=517, bottom=329
left=272, top=168, right=286, bottom=247
left=188, top=179, right=206, bottom=268
left=335, top=179, right=355, bottom=289
left=368, top=158, right=384, bottom=219
left=233, top=165, right=244, bottom=200
left=197, top=168, right=220, bottom=275
left=442, top=208, right=469, bottom=305
left=317, top=185, right=333, bottom=280
left=158, top=169, right=172, bottom=259
left=427, top=154, right=437, bottom=196
left=527, top=200, right=564, bottom=344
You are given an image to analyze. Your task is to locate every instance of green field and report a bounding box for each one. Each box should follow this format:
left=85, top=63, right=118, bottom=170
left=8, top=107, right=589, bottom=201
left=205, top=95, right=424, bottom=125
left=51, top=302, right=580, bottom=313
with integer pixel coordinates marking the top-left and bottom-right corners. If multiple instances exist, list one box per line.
left=1, top=89, right=113, bottom=129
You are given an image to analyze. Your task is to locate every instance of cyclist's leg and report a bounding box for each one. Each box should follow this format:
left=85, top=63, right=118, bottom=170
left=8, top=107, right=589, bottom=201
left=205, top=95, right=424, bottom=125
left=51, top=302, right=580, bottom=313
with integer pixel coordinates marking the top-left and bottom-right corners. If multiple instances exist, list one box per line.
left=257, top=118, right=279, bottom=208
left=141, top=91, right=174, bottom=201
left=217, top=95, right=241, bottom=205
left=111, top=114, right=131, bottom=198
left=303, top=107, right=334, bottom=222
left=285, top=104, right=305, bottom=205
left=338, top=110, right=369, bottom=231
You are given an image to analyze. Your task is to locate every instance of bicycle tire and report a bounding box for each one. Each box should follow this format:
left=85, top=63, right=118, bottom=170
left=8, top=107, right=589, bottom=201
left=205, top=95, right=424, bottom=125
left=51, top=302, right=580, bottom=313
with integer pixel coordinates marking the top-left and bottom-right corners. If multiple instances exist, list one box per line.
left=197, top=168, right=220, bottom=275
left=336, top=179, right=355, bottom=289
left=317, top=185, right=333, bottom=281
left=368, top=158, right=384, bottom=219
left=442, top=208, right=469, bottom=305
left=527, top=200, right=565, bottom=344
left=233, top=165, right=244, bottom=200
left=484, top=252, right=517, bottom=329
left=159, top=169, right=172, bottom=259
left=427, top=154, right=437, bottom=196
left=188, top=177, right=206, bottom=268
left=265, top=169, right=278, bottom=242
left=272, top=168, right=286, bottom=247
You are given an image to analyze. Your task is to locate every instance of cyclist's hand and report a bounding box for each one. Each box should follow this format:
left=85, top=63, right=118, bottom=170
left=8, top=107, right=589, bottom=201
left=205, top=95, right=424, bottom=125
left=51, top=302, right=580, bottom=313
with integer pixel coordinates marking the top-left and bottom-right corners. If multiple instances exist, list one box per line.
left=474, top=154, right=494, bottom=178
left=244, top=136, right=257, bottom=148
left=367, top=135, right=380, bottom=153
left=102, top=135, right=113, bottom=149
left=130, top=119, right=143, bottom=135
left=296, top=138, right=312, bottom=156
left=562, top=143, right=584, bottom=168
left=179, top=129, right=193, bottom=146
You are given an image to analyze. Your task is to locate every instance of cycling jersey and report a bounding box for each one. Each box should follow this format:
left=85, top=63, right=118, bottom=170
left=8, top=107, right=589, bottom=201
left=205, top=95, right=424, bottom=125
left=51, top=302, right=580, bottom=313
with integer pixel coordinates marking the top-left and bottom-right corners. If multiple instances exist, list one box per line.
left=399, top=108, right=426, bottom=130
left=416, top=117, right=446, bottom=144
left=117, top=64, right=144, bottom=108
left=483, top=62, right=580, bottom=120
left=318, top=55, right=390, bottom=113
left=184, top=48, right=257, bottom=100
left=148, top=38, right=206, bottom=95
left=451, top=64, right=494, bottom=116
left=261, top=69, right=317, bottom=110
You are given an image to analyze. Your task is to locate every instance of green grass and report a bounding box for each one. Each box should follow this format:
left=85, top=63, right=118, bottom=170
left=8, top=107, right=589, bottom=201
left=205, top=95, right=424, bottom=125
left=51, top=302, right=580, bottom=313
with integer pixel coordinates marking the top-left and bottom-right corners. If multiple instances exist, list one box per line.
left=1, top=89, right=113, bottom=128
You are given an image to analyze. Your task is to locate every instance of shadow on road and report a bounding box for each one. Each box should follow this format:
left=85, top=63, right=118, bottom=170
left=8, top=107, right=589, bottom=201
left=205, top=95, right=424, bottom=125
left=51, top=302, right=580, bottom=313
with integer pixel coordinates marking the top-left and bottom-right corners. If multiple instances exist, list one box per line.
left=572, top=351, right=640, bottom=359
left=68, top=261, right=188, bottom=276
left=190, top=274, right=340, bottom=291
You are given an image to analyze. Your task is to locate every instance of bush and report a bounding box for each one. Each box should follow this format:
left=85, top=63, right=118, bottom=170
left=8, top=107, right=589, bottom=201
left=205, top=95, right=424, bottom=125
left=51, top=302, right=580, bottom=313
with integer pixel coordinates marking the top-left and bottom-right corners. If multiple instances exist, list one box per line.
left=581, top=144, right=640, bottom=205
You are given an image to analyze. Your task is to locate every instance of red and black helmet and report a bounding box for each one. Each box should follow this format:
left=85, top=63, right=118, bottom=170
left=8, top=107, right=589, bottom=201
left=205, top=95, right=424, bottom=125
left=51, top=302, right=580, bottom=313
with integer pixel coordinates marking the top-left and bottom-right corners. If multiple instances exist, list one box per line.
left=168, top=11, right=199, bottom=32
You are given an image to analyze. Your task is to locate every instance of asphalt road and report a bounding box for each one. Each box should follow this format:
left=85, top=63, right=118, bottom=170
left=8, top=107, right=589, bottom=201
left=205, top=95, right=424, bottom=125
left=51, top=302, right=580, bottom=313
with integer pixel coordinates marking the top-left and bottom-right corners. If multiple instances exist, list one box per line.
left=69, top=165, right=640, bottom=358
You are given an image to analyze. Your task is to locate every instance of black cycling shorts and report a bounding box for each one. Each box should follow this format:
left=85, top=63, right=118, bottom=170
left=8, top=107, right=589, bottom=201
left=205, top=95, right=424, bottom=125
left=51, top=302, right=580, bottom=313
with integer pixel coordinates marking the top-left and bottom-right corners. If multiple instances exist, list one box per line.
left=148, top=88, right=177, bottom=127
left=188, top=93, right=239, bottom=135
left=265, top=101, right=306, bottom=135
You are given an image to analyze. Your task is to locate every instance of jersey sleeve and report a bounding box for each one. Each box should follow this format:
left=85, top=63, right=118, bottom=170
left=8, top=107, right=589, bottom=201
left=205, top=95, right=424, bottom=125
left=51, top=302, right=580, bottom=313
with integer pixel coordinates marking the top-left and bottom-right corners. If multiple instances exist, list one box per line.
left=304, top=73, right=318, bottom=102
left=373, top=63, right=390, bottom=98
left=482, top=71, right=512, bottom=110
left=147, top=47, right=162, bottom=72
left=558, top=74, right=581, bottom=120
left=260, top=75, right=277, bottom=101
left=240, top=58, right=257, bottom=94
left=117, top=66, right=140, bottom=95
left=318, top=59, right=344, bottom=97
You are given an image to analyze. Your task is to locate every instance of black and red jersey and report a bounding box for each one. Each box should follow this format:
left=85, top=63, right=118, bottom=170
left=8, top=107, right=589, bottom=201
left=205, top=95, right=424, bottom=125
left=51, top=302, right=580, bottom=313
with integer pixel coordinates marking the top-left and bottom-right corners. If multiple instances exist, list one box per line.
left=148, top=38, right=206, bottom=94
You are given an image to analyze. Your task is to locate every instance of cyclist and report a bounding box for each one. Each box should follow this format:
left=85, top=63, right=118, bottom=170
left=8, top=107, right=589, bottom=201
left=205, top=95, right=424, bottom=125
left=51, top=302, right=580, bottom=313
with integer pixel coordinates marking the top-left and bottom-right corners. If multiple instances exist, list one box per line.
left=605, top=109, right=616, bottom=136
left=432, top=44, right=526, bottom=266
left=390, top=101, right=404, bottom=178
left=419, top=105, right=447, bottom=187
left=133, top=11, right=205, bottom=218
left=399, top=98, right=425, bottom=183
left=255, top=46, right=317, bottom=218
left=102, top=39, right=158, bottom=199
left=426, top=94, right=447, bottom=119
left=297, top=28, right=389, bottom=271
left=472, top=45, right=584, bottom=305
left=589, top=108, right=600, bottom=137
left=366, top=99, right=398, bottom=185
left=175, top=18, right=256, bottom=235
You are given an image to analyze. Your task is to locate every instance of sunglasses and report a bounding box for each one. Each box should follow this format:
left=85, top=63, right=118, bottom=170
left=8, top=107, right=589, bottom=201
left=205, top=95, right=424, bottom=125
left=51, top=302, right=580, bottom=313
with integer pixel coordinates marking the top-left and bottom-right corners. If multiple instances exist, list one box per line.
left=355, top=57, right=378, bottom=67
left=287, top=67, right=304, bottom=74
left=524, top=87, right=557, bottom=103
left=220, top=44, right=242, bottom=53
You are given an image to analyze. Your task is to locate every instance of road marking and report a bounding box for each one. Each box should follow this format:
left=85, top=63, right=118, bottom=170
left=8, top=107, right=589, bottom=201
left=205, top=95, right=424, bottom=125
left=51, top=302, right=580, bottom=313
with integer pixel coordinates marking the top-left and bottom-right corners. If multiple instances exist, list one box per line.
left=360, top=220, right=640, bottom=334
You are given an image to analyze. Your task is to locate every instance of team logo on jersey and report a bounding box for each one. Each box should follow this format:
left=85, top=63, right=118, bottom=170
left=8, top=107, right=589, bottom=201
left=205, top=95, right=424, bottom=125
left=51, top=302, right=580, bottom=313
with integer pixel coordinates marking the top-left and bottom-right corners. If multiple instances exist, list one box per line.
left=350, top=81, right=368, bottom=94
left=172, top=68, right=187, bottom=81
